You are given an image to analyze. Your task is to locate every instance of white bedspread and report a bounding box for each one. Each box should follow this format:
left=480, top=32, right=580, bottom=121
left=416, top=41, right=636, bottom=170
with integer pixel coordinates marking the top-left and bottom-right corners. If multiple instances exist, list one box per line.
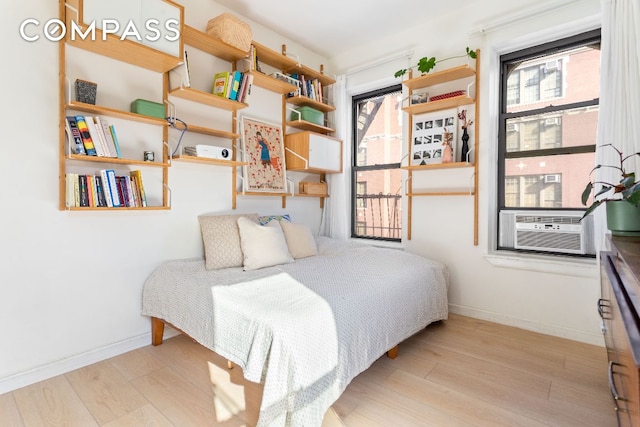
left=142, top=237, right=449, bottom=426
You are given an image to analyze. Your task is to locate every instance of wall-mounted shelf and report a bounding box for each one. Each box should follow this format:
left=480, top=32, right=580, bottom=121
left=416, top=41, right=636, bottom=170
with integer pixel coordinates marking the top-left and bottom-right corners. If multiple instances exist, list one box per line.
left=63, top=0, right=183, bottom=73
left=172, top=155, right=245, bottom=167
left=181, top=25, right=248, bottom=62
left=251, top=72, right=298, bottom=94
left=67, top=154, right=170, bottom=168
left=286, top=120, right=334, bottom=134
left=286, top=95, right=335, bottom=113
left=169, top=87, right=248, bottom=111
left=66, top=102, right=167, bottom=126
left=402, top=51, right=480, bottom=245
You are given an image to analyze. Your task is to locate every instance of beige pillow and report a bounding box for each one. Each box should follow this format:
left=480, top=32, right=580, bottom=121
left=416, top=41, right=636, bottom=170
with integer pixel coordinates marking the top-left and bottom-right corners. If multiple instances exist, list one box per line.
left=279, top=221, right=318, bottom=259
left=237, top=216, right=294, bottom=270
left=198, top=213, right=259, bottom=270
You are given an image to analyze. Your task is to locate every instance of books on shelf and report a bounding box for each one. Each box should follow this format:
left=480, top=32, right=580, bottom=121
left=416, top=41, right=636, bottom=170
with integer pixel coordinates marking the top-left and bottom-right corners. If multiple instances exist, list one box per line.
left=65, top=170, right=148, bottom=208
left=287, top=74, right=323, bottom=103
left=68, top=115, right=121, bottom=158
left=211, top=71, right=252, bottom=103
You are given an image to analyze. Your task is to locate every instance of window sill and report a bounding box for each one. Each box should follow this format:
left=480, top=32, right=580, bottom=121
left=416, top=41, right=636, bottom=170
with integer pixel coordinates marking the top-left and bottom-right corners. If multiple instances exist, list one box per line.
left=484, top=250, right=597, bottom=278
left=350, top=238, right=404, bottom=250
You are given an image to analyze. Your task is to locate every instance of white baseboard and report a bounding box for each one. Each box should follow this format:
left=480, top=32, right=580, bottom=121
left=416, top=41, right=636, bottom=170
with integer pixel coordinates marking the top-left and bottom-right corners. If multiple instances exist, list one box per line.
left=448, top=304, right=604, bottom=347
left=0, top=328, right=180, bottom=395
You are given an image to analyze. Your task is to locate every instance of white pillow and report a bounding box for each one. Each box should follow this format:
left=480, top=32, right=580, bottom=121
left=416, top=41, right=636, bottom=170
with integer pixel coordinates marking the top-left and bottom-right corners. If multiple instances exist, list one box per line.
left=279, top=221, right=318, bottom=259
left=237, top=216, right=294, bottom=270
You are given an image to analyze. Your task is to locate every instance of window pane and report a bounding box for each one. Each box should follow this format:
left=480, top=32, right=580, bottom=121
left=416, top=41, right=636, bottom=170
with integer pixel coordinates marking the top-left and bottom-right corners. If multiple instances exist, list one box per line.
left=505, top=106, right=598, bottom=153
left=353, top=169, right=402, bottom=239
left=355, top=90, right=403, bottom=166
left=506, top=43, right=600, bottom=113
left=504, top=152, right=594, bottom=208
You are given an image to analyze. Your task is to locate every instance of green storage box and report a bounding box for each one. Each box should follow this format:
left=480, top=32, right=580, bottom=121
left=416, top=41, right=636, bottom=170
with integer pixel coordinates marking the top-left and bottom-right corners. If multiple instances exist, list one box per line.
left=291, top=106, right=324, bottom=125
left=130, top=99, right=165, bottom=119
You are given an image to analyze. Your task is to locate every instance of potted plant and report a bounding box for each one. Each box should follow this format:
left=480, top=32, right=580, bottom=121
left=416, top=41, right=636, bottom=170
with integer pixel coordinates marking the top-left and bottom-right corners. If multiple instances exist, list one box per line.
left=581, top=144, right=640, bottom=235
left=394, top=47, right=477, bottom=78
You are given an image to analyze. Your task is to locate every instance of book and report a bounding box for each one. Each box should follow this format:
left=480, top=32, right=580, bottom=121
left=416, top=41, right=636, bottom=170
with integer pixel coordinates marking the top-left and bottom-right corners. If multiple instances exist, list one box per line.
left=65, top=116, right=86, bottom=155
left=229, top=70, right=242, bottom=101
left=65, top=173, right=78, bottom=207
left=225, top=71, right=236, bottom=99
left=169, top=49, right=191, bottom=89
left=78, top=174, right=89, bottom=207
left=130, top=170, right=147, bottom=207
left=105, top=169, right=121, bottom=207
left=94, top=175, right=107, bottom=207
left=96, top=116, right=118, bottom=158
left=74, top=116, right=98, bottom=156
left=99, top=170, right=114, bottom=207
left=109, top=125, right=122, bottom=158
left=85, top=116, right=107, bottom=157
left=212, top=71, right=230, bottom=97
left=239, top=73, right=254, bottom=103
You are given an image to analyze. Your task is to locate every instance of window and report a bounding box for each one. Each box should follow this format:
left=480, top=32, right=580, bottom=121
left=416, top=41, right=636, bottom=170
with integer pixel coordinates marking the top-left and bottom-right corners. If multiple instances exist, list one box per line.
left=497, top=29, right=600, bottom=253
left=352, top=85, right=403, bottom=241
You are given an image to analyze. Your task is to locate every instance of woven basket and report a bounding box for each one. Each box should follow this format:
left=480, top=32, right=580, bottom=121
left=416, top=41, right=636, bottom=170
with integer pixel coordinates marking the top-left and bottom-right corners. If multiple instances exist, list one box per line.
left=206, top=13, right=252, bottom=52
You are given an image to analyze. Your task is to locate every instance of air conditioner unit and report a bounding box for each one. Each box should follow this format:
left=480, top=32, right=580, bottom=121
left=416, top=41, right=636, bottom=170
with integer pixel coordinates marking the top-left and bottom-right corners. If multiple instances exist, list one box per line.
left=544, top=117, right=561, bottom=126
left=545, top=60, right=559, bottom=71
left=498, top=210, right=595, bottom=255
left=506, top=123, right=519, bottom=132
left=544, top=174, right=561, bottom=183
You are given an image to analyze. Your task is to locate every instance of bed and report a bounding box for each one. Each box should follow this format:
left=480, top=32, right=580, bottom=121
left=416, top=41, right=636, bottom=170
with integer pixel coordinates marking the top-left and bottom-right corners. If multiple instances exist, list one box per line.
left=141, top=214, right=449, bottom=426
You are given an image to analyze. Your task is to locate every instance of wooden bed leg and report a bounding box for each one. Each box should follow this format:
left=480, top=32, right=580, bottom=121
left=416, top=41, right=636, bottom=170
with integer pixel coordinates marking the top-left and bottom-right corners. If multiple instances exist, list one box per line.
left=387, top=345, right=399, bottom=359
left=151, top=317, right=165, bottom=346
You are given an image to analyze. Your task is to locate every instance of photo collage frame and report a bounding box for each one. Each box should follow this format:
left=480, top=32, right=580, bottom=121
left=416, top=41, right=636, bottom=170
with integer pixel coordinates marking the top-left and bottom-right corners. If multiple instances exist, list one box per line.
left=410, top=108, right=457, bottom=166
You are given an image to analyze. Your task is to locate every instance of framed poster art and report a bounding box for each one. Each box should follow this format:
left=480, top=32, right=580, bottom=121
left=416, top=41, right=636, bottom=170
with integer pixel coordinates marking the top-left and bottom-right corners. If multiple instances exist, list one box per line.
left=410, top=108, right=457, bottom=166
left=241, top=117, right=287, bottom=193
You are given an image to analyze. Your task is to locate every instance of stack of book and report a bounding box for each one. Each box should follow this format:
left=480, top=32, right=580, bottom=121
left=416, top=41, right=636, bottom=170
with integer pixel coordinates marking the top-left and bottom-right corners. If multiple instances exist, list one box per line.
left=65, top=115, right=122, bottom=158
left=212, top=70, right=253, bottom=103
left=287, top=73, right=323, bottom=103
left=65, top=169, right=147, bottom=208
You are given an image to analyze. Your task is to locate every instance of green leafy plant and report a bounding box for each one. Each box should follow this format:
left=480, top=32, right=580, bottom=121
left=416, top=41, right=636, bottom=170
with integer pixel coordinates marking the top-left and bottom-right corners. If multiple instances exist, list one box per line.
left=581, top=144, right=640, bottom=218
left=394, top=47, right=477, bottom=78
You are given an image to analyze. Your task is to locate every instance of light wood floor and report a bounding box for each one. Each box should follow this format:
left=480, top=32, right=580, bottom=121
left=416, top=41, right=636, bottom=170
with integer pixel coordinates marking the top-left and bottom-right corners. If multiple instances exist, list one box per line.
left=0, top=314, right=616, bottom=426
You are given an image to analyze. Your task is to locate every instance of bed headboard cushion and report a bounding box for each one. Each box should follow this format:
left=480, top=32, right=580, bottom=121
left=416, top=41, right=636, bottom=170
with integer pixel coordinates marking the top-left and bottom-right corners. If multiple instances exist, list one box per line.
left=198, top=213, right=259, bottom=270
left=237, top=216, right=294, bottom=270
left=279, top=221, right=318, bottom=259
left=258, top=214, right=291, bottom=225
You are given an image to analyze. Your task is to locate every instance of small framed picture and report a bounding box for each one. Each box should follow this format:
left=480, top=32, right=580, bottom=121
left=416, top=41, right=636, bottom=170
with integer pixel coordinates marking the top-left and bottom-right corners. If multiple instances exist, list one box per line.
left=410, top=108, right=458, bottom=166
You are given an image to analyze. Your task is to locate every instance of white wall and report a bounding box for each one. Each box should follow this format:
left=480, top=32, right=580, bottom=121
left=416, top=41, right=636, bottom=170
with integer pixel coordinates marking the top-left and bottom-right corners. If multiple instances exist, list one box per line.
left=335, top=0, right=604, bottom=345
left=0, top=0, right=329, bottom=393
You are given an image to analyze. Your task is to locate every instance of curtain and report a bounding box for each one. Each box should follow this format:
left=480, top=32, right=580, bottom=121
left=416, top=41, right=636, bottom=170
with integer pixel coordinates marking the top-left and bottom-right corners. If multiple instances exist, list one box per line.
left=319, top=74, right=350, bottom=240
left=594, top=0, right=640, bottom=249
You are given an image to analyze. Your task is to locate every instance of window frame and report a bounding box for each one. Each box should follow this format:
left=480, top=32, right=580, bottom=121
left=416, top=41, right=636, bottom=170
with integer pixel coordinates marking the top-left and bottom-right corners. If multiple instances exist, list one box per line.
left=351, top=84, right=403, bottom=242
left=497, top=29, right=601, bottom=213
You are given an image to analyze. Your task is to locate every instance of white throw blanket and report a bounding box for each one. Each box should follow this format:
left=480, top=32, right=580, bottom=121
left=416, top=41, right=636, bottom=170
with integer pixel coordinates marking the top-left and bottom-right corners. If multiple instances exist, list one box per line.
left=211, top=272, right=339, bottom=426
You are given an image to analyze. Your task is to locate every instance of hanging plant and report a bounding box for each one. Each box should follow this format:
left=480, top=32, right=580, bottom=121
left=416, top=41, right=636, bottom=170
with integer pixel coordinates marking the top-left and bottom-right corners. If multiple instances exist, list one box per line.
left=394, top=47, right=477, bottom=78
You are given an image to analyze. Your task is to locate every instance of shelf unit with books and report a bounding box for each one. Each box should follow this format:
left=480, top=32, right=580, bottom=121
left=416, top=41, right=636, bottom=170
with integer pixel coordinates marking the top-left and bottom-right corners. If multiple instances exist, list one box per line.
left=58, top=0, right=183, bottom=211
left=168, top=25, right=250, bottom=209
left=401, top=51, right=480, bottom=244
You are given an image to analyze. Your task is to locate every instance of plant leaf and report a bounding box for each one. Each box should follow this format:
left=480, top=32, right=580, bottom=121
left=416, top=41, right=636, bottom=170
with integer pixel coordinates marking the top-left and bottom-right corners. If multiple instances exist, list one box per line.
left=595, top=185, right=612, bottom=198
left=623, top=182, right=640, bottom=206
left=581, top=182, right=593, bottom=205
left=581, top=199, right=603, bottom=219
left=621, top=174, right=636, bottom=189
left=394, top=69, right=407, bottom=78
left=417, top=57, right=436, bottom=74
left=466, top=47, right=477, bottom=59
